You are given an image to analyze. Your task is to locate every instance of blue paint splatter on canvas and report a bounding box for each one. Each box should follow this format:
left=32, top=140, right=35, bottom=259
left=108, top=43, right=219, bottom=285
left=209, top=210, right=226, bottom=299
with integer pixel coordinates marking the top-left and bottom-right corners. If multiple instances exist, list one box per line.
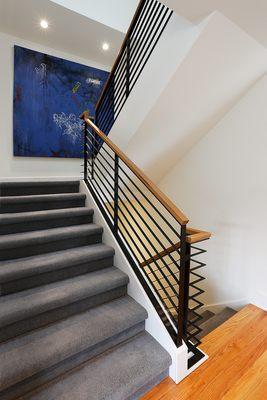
left=13, top=45, right=109, bottom=158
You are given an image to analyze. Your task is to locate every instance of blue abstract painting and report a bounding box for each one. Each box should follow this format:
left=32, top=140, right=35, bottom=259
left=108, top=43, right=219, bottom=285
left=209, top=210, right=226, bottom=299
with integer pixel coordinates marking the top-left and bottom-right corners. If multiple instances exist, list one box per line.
left=13, top=45, right=109, bottom=158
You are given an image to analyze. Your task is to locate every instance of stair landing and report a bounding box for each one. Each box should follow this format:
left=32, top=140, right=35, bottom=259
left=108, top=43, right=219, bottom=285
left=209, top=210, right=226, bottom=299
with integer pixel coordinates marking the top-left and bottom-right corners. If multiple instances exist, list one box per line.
left=142, top=304, right=267, bottom=400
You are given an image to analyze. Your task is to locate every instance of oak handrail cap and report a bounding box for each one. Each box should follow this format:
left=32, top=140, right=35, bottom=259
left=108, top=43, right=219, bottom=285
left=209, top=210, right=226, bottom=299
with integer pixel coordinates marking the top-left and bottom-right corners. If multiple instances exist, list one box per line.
left=80, top=111, right=189, bottom=226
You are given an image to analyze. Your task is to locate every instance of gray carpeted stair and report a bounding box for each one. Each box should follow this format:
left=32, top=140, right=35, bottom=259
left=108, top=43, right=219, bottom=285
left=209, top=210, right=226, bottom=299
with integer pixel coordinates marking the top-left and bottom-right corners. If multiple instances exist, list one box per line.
left=199, top=307, right=237, bottom=339
left=0, top=244, right=115, bottom=295
left=0, top=180, right=171, bottom=399
left=18, top=332, right=171, bottom=400
left=0, top=180, right=80, bottom=196
left=0, top=267, right=128, bottom=342
left=0, top=207, right=94, bottom=234
left=0, top=296, right=148, bottom=400
left=0, top=224, right=103, bottom=260
left=0, top=193, right=86, bottom=213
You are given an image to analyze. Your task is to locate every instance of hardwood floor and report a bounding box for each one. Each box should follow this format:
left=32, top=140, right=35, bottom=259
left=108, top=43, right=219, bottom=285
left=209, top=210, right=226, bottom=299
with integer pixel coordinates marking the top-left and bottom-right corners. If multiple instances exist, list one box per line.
left=142, top=304, right=267, bottom=400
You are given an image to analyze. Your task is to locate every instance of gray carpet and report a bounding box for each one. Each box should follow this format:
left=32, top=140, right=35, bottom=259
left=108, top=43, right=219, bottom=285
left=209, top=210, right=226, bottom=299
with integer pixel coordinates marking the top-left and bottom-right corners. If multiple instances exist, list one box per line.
left=0, top=180, right=171, bottom=399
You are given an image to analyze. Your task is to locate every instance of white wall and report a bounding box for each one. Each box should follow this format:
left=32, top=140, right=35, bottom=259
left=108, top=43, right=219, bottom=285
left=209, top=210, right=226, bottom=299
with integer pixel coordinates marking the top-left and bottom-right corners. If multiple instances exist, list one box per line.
left=159, top=74, right=267, bottom=311
left=0, top=31, right=109, bottom=180
left=51, top=0, right=138, bottom=33
left=123, top=12, right=267, bottom=183
left=109, top=13, right=200, bottom=150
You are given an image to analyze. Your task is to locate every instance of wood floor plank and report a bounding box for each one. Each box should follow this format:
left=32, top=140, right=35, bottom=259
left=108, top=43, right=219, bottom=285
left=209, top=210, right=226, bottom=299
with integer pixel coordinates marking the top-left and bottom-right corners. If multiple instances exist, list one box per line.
left=142, top=305, right=267, bottom=400
left=222, top=350, right=267, bottom=400
left=200, top=304, right=264, bottom=355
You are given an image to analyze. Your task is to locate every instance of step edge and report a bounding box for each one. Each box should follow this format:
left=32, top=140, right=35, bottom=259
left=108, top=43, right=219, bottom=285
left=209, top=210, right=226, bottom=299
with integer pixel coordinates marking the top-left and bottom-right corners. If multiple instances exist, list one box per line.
left=0, top=299, right=147, bottom=393
left=0, top=224, right=103, bottom=250
left=0, top=268, right=129, bottom=328
left=0, top=208, right=94, bottom=224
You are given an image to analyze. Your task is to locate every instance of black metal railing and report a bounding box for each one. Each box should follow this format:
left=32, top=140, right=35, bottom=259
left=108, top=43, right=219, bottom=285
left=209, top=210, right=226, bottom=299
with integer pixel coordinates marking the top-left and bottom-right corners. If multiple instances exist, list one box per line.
left=80, top=113, right=210, bottom=366
left=95, top=0, right=173, bottom=134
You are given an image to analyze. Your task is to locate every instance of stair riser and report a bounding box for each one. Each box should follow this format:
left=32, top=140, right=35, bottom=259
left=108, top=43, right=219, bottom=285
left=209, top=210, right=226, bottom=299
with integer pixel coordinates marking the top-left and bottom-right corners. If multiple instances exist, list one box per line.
left=129, top=370, right=170, bottom=400
left=0, top=285, right=127, bottom=343
left=0, top=199, right=85, bottom=214
left=0, top=184, right=80, bottom=197
left=0, top=214, right=93, bottom=235
left=0, top=233, right=103, bottom=261
left=1, top=321, right=145, bottom=400
left=0, top=256, right=114, bottom=295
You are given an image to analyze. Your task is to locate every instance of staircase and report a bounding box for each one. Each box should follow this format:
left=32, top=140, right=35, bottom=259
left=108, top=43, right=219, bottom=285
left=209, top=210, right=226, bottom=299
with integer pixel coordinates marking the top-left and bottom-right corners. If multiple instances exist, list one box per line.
left=0, top=180, right=171, bottom=400
left=190, top=307, right=237, bottom=340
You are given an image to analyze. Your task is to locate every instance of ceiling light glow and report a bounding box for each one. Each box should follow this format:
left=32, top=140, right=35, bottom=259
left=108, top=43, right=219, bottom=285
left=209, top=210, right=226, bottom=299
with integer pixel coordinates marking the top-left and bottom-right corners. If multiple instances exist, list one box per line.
left=102, top=42, right=109, bottom=51
left=40, top=19, right=49, bottom=29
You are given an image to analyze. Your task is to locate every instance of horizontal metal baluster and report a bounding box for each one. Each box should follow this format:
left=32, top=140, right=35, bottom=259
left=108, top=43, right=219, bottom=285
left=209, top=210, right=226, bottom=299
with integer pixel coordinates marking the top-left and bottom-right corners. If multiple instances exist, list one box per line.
left=118, top=164, right=180, bottom=237
left=117, top=179, right=180, bottom=253
left=86, top=129, right=115, bottom=161
left=116, top=224, right=177, bottom=325
left=89, top=149, right=116, bottom=183
left=117, top=194, right=180, bottom=290
left=130, top=7, right=170, bottom=85
left=86, top=139, right=115, bottom=168
left=97, top=90, right=115, bottom=124
left=127, top=1, right=162, bottom=67
left=87, top=161, right=115, bottom=200
left=116, top=203, right=179, bottom=313
left=129, top=0, right=151, bottom=42
left=88, top=161, right=115, bottom=194
left=117, top=187, right=181, bottom=281
left=89, top=179, right=115, bottom=218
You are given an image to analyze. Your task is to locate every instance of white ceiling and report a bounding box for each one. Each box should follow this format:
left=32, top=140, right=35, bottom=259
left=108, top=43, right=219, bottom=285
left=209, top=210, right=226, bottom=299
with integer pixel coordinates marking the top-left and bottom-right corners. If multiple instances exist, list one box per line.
left=163, top=0, right=267, bottom=48
left=0, top=0, right=125, bottom=66
left=51, top=0, right=139, bottom=33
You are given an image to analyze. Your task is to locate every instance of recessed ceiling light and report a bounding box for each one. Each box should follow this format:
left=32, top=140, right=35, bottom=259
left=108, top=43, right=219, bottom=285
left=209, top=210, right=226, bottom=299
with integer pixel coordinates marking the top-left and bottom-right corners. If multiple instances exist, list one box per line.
left=40, top=19, right=49, bottom=29
left=102, top=42, right=109, bottom=51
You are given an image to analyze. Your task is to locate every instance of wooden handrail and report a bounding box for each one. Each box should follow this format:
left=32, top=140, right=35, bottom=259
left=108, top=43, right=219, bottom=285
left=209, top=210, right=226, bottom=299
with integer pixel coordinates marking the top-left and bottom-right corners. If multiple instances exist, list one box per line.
left=96, top=0, right=146, bottom=111
left=80, top=111, right=189, bottom=225
left=186, top=227, right=211, bottom=244
left=140, top=227, right=211, bottom=267
left=140, top=242, right=181, bottom=267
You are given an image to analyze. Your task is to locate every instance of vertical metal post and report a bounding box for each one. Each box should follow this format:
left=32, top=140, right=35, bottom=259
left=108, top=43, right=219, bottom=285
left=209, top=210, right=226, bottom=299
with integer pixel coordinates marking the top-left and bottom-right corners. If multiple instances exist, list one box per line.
left=83, top=122, right=88, bottom=181
left=126, top=37, right=131, bottom=98
left=91, top=127, right=95, bottom=181
left=95, top=108, right=99, bottom=128
left=114, top=154, right=119, bottom=233
left=177, top=224, right=190, bottom=347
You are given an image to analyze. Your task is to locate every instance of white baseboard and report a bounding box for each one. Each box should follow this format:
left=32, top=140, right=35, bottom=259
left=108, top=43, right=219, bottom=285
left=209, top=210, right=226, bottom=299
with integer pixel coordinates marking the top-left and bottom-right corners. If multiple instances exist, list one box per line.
left=201, top=298, right=248, bottom=314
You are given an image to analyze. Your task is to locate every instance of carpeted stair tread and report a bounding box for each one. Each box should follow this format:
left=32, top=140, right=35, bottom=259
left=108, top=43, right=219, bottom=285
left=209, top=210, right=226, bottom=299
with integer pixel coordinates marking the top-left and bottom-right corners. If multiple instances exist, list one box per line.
left=188, top=310, right=215, bottom=333
left=0, top=244, right=114, bottom=284
left=0, top=180, right=171, bottom=398
left=199, top=310, right=216, bottom=324
left=0, top=207, right=93, bottom=225
left=0, top=181, right=80, bottom=196
left=0, top=207, right=94, bottom=234
left=19, top=332, right=171, bottom=400
left=0, top=267, right=129, bottom=329
left=0, top=193, right=85, bottom=205
left=0, top=193, right=86, bottom=213
left=0, top=296, right=147, bottom=393
left=0, top=224, right=102, bottom=249
left=0, top=224, right=103, bottom=260
left=199, top=307, right=237, bottom=339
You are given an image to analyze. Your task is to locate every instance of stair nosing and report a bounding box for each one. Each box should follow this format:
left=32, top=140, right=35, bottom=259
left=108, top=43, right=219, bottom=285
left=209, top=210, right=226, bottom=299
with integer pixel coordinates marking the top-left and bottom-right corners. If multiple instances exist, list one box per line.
left=0, top=296, right=147, bottom=392
left=0, top=180, right=80, bottom=188
left=0, top=224, right=103, bottom=250
left=0, top=193, right=86, bottom=204
left=0, top=244, right=115, bottom=283
left=0, top=267, right=129, bottom=328
left=15, top=332, right=171, bottom=400
left=0, top=207, right=93, bottom=225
